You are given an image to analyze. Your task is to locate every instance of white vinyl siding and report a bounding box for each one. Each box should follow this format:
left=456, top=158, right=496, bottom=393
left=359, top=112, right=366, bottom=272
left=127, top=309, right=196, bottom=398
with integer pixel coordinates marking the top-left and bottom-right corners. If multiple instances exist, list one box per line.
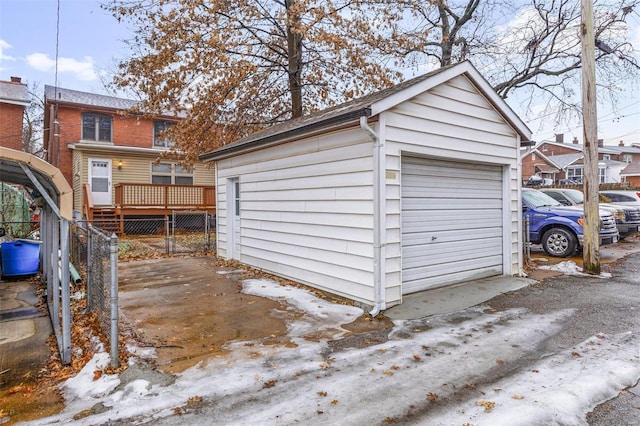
left=71, top=148, right=214, bottom=212
left=384, top=74, right=519, bottom=302
left=401, top=157, right=503, bottom=293
left=216, top=128, right=376, bottom=303
left=212, top=71, right=523, bottom=308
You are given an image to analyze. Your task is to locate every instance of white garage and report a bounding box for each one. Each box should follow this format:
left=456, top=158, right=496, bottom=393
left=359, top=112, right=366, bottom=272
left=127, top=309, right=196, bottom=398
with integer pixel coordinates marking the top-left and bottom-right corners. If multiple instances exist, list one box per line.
left=201, top=61, right=531, bottom=312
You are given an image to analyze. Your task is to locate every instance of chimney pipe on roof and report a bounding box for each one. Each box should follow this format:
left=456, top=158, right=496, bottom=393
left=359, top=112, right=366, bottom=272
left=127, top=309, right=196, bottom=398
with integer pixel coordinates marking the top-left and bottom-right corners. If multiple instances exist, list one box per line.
left=598, top=139, right=604, bottom=148
left=619, top=140, right=624, bottom=147
left=10, top=76, right=21, bottom=83
left=573, top=136, right=579, bottom=144
left=555, top=133, right=564, bottom=143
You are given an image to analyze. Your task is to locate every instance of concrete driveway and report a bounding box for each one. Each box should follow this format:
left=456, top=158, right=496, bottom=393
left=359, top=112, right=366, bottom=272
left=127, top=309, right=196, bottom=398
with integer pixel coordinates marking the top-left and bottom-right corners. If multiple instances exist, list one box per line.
left=0, top=278, right=60, bottom=423
left=118, top=256, right=390, bottom=374
left=118, top=236, right=640, bottom=374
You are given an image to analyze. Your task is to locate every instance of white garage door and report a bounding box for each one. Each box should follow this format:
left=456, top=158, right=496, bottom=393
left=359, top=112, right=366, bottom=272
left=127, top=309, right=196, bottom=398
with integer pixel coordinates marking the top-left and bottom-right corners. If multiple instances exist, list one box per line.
left=401, top=156, right=504, bottom=294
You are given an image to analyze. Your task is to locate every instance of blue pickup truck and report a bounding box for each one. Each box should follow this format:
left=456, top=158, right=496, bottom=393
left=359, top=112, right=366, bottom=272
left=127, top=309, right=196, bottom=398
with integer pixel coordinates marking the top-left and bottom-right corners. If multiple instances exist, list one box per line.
left=522, top=188, right=619, bottom=257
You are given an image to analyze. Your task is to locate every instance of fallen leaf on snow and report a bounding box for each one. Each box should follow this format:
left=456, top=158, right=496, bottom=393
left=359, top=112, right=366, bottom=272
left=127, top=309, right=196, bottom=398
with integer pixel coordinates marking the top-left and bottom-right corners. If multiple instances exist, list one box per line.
left=476, top=400, right=496, bottom=412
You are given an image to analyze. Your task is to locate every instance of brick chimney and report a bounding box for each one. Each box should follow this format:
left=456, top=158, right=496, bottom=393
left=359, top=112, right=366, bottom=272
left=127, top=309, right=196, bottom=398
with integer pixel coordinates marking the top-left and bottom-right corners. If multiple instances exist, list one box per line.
left=598, top=139, right=604, bottom=148
left=573, top=136, right=579, bottom=144
left=555, top=134, right=564, bottom=143
left=10, top=76, right=21, bottom=83
left=619, top=140, right=624, bottom=147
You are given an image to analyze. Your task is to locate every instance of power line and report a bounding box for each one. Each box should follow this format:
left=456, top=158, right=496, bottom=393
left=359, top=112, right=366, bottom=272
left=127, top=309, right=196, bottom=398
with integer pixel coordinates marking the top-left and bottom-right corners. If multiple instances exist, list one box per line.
left=53, top=0, right=61, bottom=167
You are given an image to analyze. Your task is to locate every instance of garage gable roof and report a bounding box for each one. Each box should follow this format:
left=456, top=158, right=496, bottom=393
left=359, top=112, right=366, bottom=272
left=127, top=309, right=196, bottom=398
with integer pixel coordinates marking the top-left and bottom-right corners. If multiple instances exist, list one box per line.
left=200, top=61, right=532, bottom=161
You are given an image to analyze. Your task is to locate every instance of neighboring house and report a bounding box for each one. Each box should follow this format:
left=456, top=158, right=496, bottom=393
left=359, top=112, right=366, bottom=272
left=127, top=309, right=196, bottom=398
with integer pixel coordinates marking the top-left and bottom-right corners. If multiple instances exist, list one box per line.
left=200, top=61, right=531, bottom=311
left=0, top=77, right=31, bottom=152
left=43, top=86, right=215, bottom=231
left=521, top=135, right=639, bottom=184
left=620, top=162, right=640, bottom=186
left=0, top=77, right=36, bottom=237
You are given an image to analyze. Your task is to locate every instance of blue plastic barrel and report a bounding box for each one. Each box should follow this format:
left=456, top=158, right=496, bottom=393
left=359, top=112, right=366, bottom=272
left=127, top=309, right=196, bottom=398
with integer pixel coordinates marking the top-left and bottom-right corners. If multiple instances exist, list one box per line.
left=1, top=239, right=42, bottom=277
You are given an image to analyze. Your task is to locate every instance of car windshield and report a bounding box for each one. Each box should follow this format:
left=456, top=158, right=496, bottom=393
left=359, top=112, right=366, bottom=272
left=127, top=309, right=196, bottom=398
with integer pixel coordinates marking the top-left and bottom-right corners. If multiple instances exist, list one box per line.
left=523, top=189, right=561, bottom=208
left=562, top=189, right=584, bottom=204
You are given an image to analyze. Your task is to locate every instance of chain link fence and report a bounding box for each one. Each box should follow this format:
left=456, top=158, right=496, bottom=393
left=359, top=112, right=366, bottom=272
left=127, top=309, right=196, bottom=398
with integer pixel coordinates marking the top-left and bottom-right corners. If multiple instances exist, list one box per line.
left=91, top=211, right=215, bottom=260
left=70, top=222, right=119, bottom=367
left=66, top=212, right=215, bottom=367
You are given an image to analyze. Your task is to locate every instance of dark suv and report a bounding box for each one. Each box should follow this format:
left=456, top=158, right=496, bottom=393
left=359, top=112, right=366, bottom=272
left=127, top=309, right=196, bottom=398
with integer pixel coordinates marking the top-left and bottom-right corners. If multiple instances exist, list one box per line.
left=541, top=188, right=640, bottom=239
left=522, top=188, right=619, bottom=257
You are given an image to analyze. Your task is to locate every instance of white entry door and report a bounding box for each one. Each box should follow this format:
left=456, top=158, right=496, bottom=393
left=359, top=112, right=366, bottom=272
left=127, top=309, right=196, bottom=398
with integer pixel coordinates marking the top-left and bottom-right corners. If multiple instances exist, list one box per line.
left=89, top=159, right=112, bottom=206
left=227, top=178, right=241, bottom=260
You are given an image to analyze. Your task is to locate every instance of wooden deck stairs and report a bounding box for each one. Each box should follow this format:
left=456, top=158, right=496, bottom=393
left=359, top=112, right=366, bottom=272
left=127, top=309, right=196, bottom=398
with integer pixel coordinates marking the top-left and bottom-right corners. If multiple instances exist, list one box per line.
left=91, top=208, right=122, bottom=235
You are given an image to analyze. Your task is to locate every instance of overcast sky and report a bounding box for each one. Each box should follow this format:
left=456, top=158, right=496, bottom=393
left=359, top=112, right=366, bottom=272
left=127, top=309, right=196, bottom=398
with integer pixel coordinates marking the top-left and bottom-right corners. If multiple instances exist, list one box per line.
left=1, top=0, right=639, bottom=145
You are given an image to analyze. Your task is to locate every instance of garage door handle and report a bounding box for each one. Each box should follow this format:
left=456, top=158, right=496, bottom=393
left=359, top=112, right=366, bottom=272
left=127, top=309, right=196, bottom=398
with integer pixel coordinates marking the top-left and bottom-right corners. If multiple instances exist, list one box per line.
left=432, top=236, right=437, bottom=241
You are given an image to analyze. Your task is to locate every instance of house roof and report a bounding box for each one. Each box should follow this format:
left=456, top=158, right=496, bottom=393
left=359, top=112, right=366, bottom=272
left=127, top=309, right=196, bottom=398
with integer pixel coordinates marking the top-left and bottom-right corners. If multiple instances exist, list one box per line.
left=200, top=61, right=532, bottom=162
left=0, top=79, right=31, bottom=106
left=44, top=85, right=138, bottom=111
left=620, top=162, right=640, bottom=176
left=537, top=140, right=640, bottom=155
left=534, top=163, right=560, bottom=173
left=548, top=153, right=584, bottom=169
left=43, top=85, right=183, bottom=119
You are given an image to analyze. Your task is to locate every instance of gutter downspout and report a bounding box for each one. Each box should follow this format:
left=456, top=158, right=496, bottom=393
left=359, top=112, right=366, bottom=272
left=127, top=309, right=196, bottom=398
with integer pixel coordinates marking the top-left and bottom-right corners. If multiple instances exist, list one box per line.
left=517, top=134, right=525, bottom=277
left=360, top=116, right=386, bottom=317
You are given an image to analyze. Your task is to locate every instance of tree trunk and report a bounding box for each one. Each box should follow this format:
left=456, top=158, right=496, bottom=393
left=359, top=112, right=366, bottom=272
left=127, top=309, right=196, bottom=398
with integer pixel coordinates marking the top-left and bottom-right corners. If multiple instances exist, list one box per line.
left=286, top=0, right=303, bottom=118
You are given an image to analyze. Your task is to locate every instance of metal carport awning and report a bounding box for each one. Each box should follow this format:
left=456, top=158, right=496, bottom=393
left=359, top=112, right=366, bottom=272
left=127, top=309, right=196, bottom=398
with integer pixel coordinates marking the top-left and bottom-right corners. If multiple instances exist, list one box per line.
left=0, top=146, right=73, bottom=364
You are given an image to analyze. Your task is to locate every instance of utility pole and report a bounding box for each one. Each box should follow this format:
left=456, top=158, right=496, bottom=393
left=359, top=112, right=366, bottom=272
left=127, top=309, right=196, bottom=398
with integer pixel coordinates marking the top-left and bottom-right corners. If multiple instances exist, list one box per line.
left=581, top=0, right=600, bottom=274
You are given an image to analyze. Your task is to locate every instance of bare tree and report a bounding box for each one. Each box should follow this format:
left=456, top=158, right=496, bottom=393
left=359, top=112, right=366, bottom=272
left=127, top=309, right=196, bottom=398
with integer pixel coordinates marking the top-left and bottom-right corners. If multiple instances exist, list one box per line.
left=23, top=82, right=45, bottom=158
left=371, top=0, right=639, bottom=127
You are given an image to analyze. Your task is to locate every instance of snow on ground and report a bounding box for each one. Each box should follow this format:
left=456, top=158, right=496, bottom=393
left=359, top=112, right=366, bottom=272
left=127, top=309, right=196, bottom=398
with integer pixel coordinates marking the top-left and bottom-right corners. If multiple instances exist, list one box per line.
left=26, top=279, right=640, bottom=425
left=538, top=260, right=613, bottom=278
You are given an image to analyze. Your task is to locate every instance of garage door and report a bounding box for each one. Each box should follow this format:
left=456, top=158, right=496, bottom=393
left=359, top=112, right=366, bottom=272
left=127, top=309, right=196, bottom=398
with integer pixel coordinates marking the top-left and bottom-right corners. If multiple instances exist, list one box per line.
left=401, top=156, right=503, bottom=294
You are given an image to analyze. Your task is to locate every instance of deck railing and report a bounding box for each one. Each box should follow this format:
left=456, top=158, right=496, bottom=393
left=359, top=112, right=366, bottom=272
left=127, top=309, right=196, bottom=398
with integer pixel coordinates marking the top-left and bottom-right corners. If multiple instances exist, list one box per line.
left=83, top=183, right=95, bottom=221
left=114, top=183, right=216, bottom=209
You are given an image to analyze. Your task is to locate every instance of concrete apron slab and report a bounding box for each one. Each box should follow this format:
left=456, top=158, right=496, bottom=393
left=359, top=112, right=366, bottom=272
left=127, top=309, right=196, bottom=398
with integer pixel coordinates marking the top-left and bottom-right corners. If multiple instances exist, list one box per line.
left=385, top=276, right=536, bottom=320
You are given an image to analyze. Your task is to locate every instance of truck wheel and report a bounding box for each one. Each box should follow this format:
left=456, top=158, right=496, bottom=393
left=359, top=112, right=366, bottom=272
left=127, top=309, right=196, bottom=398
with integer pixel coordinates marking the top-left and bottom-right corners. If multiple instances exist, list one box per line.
left=541, top=228, right=578, bottom=257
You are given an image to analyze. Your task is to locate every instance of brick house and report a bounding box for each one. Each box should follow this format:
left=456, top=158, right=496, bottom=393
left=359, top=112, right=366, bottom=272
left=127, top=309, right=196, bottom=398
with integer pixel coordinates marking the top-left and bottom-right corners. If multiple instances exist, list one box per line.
left=0, top=77, right=31, bottom=151
left=620, top=162, right=640, bottom=186
left=43, top=86, right=215, bottom=229
left=522, top=134, right=640, bottom=184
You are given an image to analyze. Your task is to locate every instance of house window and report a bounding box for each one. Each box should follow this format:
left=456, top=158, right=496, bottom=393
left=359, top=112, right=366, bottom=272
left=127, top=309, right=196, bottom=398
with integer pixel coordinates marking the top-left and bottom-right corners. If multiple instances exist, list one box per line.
left=567, top=167, right=583, bottom=182
left=542, top=146, right=547, bottom=152
left=603, top=154, right=611, bottom=160
left=234, top=180, right=240, bottom=216
left=82, top=113, right=112, bottom=142
left=154, top=121, right=175, bottom=148
left=599, top=167, right=606, bottom=183
left=624, top=154, right=632, bottom=163
left=151, top=162, right=193, bottom=185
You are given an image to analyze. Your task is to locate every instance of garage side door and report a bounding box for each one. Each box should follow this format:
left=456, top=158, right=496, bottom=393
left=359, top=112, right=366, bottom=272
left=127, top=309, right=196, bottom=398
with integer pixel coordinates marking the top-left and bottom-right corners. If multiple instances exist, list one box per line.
left=401, top=157, right=503, bottom=294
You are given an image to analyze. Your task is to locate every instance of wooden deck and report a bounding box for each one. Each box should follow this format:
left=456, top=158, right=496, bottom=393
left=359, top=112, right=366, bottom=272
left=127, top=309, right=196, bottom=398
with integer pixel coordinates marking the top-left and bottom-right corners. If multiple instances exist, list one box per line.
left=84, top=183, right=216, bottom=234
